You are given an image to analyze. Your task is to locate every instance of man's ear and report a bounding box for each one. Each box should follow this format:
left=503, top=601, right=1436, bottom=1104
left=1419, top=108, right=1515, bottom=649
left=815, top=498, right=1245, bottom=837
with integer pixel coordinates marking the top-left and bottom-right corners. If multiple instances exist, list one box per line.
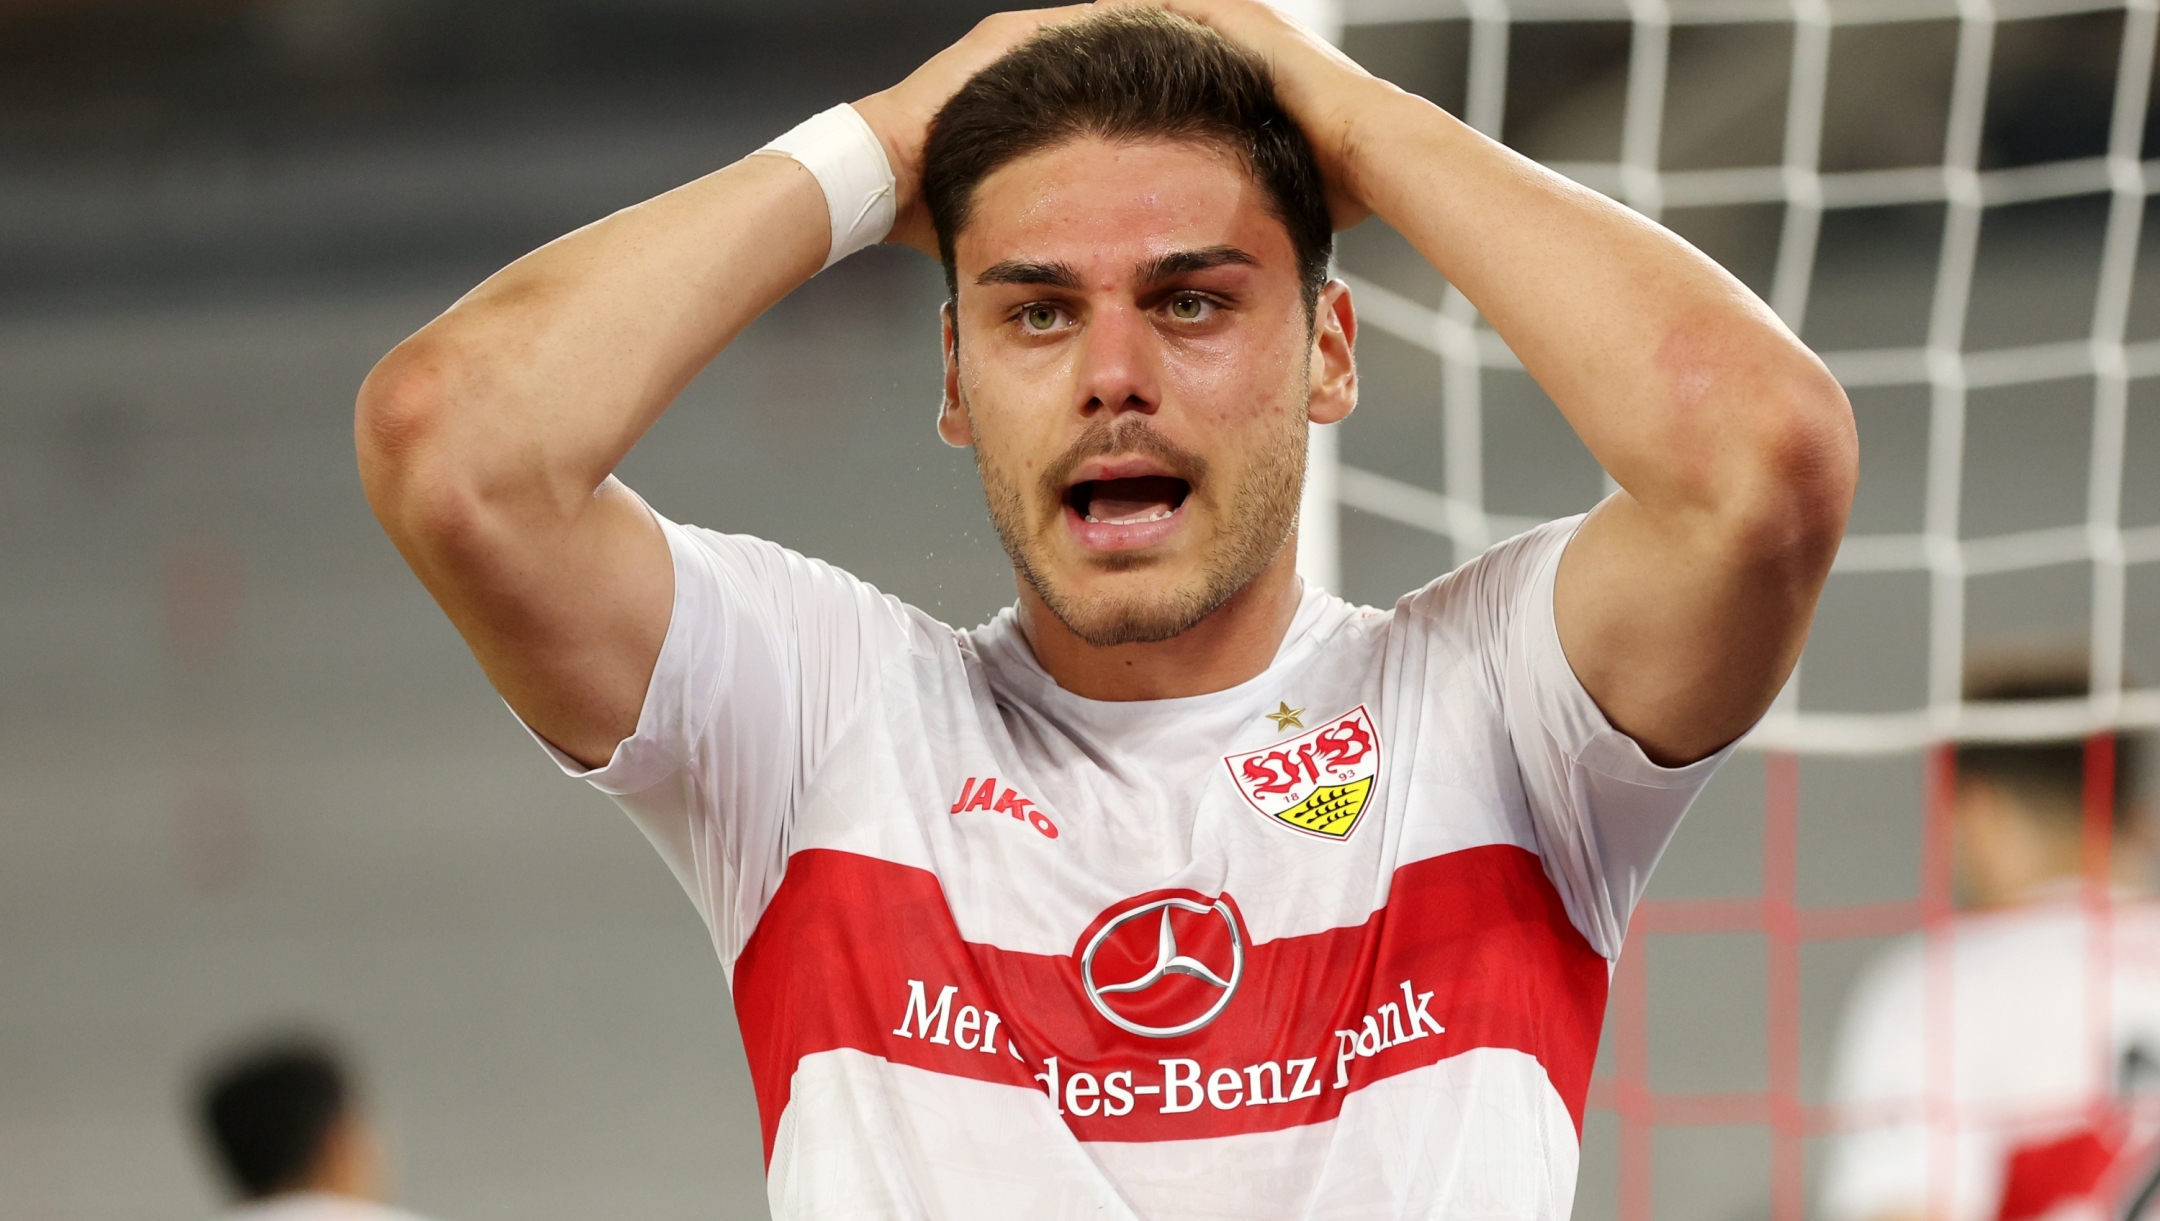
left=1307, top=279, right=1357, bottom=426
left=937, top=301, right=974, bottom=448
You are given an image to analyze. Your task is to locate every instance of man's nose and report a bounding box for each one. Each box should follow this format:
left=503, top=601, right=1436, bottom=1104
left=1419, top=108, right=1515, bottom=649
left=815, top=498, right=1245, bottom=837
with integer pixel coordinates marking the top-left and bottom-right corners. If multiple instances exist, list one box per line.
left=1074, top=303, right=1161, bottom=417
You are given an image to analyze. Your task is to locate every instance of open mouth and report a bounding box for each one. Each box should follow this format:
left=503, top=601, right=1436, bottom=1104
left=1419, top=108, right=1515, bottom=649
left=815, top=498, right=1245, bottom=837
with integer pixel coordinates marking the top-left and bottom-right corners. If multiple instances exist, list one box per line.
left=1067, top=476, right=1191, bottom=525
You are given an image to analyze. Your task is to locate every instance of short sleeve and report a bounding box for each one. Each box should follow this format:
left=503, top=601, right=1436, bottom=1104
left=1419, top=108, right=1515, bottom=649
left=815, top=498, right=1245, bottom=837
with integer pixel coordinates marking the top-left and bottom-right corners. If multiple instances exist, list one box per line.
left=517, top=511, right=915, bottom=966
left=1431, top=517, right=1738, bottom=959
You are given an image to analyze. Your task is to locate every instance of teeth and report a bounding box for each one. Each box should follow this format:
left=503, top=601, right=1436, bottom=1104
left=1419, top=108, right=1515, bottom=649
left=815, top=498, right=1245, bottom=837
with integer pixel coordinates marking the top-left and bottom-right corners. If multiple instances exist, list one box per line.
left=1084, top=508, right=1176, bottom=525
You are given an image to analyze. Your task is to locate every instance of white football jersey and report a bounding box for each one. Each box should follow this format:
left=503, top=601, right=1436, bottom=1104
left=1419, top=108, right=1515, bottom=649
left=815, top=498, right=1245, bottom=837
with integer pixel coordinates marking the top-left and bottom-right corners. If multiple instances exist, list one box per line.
left=529, top=509, right=1730, bottom=1220
left=1823, top=892, right=2160, bottom=1221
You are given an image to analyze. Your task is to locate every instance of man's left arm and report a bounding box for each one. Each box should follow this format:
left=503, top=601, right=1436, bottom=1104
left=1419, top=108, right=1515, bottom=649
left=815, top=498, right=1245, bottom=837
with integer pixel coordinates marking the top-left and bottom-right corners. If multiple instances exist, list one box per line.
left=1158, top=0, right=1858, bottom=766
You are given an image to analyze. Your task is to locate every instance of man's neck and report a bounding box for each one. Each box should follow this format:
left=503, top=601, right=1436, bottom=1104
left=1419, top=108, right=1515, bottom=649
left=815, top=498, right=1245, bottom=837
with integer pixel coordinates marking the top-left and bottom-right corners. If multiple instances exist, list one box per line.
left=1016, top=548, right=1305, bottom=702
left=282, top=1113, right=382, bottom=1204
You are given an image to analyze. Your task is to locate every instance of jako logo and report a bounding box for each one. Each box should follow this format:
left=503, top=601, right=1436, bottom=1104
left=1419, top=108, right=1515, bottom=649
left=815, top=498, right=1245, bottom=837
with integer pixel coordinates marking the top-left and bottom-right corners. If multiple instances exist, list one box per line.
left=1079, top=894, right=1246, bottom=1039
left=951, top=776, right=1058, bottom=839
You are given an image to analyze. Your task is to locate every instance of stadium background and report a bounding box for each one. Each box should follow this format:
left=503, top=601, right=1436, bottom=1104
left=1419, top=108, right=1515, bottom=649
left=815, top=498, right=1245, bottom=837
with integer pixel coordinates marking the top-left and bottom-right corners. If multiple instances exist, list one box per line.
left=2, top=0, right=2155, bottom=1218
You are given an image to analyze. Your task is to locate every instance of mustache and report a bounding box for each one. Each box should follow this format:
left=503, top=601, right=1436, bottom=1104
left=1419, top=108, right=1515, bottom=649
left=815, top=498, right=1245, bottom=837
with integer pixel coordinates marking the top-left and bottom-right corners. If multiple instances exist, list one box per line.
left=1037, top=417, right=1211, bottom=501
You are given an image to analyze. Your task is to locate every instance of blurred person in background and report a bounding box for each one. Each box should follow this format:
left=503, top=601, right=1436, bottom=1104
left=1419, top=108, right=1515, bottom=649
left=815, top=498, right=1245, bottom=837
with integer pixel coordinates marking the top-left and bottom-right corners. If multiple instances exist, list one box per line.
left=1824, top=663, right=2160, bottom=1221
left=193, top=1035, right=434, bottom=1221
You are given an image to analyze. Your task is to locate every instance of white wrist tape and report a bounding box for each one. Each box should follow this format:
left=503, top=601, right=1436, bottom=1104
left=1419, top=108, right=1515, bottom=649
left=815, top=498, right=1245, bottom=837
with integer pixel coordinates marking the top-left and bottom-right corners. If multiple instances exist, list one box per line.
left=759, top=104, right=898, bottom=270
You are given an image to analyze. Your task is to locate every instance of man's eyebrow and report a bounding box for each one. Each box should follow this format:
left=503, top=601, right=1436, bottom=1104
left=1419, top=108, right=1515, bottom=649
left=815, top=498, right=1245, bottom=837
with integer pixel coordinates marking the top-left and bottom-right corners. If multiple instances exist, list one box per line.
left=1139, top=245, right=1260, bottom=283
left=975, top=260, right=1084, bottom=289
left=971, top=247, right=1259, bottom=290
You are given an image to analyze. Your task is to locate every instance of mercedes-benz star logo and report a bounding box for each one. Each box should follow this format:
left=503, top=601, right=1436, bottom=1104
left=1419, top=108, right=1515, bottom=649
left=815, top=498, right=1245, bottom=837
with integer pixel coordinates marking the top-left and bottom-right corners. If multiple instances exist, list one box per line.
left=1080, top=896, right=1245, bottom=1039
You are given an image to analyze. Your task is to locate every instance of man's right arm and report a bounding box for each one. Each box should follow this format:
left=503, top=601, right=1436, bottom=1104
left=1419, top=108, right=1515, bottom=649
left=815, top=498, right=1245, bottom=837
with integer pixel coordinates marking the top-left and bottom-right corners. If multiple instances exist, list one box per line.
left=355, top=153, right=828, bottom=768
left=355, top=10, right=1086, bottom=770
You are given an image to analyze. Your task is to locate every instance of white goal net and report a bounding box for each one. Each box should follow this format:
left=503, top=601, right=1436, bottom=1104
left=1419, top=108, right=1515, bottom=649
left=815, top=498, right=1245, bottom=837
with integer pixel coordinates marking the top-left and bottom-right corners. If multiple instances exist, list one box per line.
left=1293, top=0, right=2160, bottom=753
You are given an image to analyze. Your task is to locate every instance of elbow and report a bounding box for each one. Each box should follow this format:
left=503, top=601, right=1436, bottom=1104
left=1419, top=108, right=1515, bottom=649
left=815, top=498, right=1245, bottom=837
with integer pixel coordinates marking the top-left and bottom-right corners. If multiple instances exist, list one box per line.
left=354, top=338, right=492, bottom=558
left=1653, top=307, right=1856, bottom=573
left=356, top=338, right=446, bottom=476
left=1726, top=362, right=1858, bottom=581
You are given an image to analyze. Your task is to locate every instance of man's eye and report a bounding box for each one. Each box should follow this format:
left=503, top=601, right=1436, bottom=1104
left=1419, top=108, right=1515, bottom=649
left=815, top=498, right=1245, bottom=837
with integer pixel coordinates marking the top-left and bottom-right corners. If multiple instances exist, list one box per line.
left=1022, top=306, right=1062, bottom=332
left=1168, top=295, right=1211, bottom=322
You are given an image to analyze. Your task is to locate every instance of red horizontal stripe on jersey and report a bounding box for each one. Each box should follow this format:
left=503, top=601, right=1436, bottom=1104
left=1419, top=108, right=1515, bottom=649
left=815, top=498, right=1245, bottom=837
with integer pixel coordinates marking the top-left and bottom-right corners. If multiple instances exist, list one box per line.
left=732, top=845, right=1609, bottom=1164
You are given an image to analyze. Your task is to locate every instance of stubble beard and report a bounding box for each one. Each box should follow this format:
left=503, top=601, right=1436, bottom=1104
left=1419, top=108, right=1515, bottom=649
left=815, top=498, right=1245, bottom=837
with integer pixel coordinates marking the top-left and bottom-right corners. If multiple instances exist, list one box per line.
left=973, top=402, right=1308, bottom=648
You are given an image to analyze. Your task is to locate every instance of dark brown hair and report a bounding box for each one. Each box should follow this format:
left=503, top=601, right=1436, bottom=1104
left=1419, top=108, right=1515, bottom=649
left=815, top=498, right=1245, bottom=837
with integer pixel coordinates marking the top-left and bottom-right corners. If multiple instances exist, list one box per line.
left=195, top=1035, right=350, bottom=1198
left=1957, top=662, right=2146, bottom=826
left=921, top=8, right=1333, bottom=311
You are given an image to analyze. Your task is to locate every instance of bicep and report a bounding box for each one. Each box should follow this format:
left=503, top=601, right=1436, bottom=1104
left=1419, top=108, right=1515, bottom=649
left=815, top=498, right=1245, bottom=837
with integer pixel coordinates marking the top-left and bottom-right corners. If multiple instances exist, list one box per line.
left=1553, top=490, right=1824, bottom=766
left=407, top=476, right=673, bottom=769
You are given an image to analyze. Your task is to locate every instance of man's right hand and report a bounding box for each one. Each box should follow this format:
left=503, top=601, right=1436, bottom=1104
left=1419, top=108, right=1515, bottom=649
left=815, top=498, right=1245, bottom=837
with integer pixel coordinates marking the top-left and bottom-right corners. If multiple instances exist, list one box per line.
left=855, top=6, right=1094, bottom=256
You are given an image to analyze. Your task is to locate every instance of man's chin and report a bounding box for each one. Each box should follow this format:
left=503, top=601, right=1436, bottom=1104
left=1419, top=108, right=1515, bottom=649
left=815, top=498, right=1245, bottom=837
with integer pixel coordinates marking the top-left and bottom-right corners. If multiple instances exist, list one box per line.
left=1027, top=568, right=1224, bottom=648
left=1045, top=595, right=1213, bottom=647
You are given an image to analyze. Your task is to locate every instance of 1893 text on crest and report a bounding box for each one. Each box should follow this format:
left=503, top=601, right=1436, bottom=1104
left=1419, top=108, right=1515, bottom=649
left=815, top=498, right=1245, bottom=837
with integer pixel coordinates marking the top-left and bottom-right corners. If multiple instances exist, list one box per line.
left=1224, top=706, right=1381, bottom=841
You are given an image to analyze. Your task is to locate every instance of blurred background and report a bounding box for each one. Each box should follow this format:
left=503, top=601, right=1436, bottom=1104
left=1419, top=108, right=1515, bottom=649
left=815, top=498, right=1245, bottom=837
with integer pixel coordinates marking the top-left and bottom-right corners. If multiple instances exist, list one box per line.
left=1, top=1, right=2155, bottom=1219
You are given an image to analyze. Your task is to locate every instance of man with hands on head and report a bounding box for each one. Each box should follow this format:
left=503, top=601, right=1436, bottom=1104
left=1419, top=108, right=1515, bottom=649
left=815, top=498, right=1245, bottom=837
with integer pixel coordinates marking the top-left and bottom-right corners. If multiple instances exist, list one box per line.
left=357, top=3, right=1856, bottom=1217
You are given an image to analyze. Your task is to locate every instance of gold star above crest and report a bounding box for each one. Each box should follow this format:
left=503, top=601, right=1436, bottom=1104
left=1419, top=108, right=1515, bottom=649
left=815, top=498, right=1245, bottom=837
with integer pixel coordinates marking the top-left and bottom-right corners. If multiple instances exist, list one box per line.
left=1265, top=701, right=1305, bottom=732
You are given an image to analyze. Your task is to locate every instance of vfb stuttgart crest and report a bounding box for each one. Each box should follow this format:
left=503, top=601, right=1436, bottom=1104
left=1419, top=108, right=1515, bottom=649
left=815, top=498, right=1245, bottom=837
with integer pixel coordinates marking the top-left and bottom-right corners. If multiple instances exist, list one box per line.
left=1225, top=705, right=1380, bottom=840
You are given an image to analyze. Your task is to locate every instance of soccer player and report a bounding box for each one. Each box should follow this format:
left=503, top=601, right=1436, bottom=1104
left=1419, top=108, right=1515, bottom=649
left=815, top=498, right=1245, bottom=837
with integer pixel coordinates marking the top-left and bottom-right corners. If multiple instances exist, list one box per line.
left=1824, top=666, right=2159, bottom=1221
left=193, top=1036, right=432, bottom=1221
left=355, top=2, right=1856, bottom=1215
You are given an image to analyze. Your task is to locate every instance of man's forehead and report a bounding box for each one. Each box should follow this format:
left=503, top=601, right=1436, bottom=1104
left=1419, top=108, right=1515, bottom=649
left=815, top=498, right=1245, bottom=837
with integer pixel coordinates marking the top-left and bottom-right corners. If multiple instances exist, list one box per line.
left=954, top=136, right=1291, bottom=285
